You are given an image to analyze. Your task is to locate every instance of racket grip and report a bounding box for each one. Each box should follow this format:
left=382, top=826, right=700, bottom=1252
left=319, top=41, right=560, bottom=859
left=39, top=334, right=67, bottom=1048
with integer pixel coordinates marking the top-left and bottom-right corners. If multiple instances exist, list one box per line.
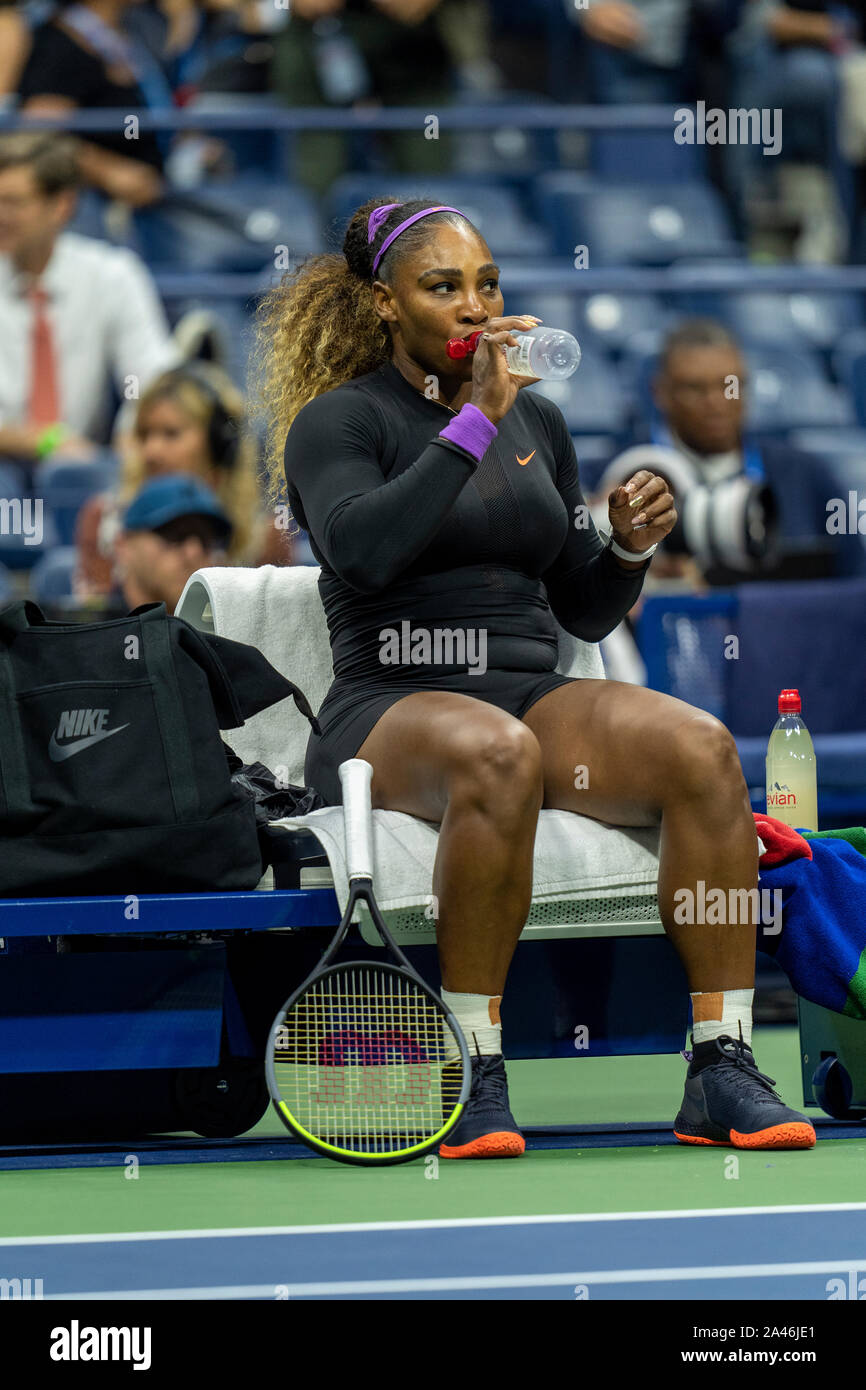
left=338, top=758, right=375, bottom=882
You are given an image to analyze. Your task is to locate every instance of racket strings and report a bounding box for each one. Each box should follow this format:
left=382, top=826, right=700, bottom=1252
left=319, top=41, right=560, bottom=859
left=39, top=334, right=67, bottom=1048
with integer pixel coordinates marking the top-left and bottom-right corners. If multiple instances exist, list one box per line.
left=271, top=966, right=464, bottom=1154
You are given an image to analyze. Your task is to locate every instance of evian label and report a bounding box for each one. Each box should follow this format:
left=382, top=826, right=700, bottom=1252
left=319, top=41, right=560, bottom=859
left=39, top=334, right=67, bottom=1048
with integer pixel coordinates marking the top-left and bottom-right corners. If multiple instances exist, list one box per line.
left=767, top=781, right=796, bottom=808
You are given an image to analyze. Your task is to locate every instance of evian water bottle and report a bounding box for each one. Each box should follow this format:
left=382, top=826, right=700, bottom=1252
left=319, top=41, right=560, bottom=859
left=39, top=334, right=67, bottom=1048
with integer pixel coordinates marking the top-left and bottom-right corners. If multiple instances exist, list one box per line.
left=765, top=689, right=818, bottom=832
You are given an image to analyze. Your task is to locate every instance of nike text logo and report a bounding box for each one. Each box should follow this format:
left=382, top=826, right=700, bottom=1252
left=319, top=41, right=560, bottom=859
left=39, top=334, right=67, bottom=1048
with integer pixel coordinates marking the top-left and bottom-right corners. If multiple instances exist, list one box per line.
left=48, top=724, right=129, bottom=762
left=516, top=450, right=536, bottom=466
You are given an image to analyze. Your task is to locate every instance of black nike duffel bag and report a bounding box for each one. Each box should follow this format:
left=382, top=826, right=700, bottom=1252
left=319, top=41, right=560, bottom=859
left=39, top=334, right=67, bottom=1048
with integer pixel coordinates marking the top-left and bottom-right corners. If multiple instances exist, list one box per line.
left=0, top=598, right=320, bottom=896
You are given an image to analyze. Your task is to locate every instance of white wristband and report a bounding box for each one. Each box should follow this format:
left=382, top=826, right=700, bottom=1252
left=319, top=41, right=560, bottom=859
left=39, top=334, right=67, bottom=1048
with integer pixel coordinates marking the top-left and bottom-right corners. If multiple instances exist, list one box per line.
left=608, top=533, right=658, bottom=563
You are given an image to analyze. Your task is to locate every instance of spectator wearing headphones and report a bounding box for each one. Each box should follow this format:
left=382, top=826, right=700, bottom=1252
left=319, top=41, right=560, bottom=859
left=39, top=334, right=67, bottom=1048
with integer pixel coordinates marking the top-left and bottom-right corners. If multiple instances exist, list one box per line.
left=74, top=361, right=293, bottom=604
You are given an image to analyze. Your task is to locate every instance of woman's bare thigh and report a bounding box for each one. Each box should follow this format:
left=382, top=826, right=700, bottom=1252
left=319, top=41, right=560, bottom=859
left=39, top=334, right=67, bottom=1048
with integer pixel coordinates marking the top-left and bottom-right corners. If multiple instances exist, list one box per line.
left=355, top=689, right=539, bottom=822
left=521, top=678, right=731, bottom=826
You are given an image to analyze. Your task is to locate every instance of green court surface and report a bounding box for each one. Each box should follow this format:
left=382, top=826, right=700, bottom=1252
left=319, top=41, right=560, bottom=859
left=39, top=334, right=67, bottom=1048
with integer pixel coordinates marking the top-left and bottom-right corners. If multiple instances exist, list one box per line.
left=3, top=1026, right=864, bottom=1240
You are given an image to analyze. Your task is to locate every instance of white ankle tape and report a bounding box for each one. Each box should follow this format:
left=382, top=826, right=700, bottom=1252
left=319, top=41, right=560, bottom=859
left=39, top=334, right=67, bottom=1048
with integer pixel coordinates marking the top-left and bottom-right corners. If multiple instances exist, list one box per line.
left=691, top=988, right=754, bottom=1048
left=441, top=990, right=502, bottom=1059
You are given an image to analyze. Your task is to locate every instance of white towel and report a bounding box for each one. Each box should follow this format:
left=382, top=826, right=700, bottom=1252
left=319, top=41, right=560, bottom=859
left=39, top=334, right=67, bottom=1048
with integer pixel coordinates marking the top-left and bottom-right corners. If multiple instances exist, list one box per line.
left=274, top=804, right=662, bottom=943
left=176, top=564, right=606, bottom=786
left=176, top=564, right=663, bottom=940
left=177, top=565, right=332, bottom=785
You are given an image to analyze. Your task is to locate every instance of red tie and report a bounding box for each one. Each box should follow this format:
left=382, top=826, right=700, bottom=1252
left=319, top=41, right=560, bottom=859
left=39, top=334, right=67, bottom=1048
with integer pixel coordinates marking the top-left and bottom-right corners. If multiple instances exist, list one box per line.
left=28, top=285, right=60, bottom=427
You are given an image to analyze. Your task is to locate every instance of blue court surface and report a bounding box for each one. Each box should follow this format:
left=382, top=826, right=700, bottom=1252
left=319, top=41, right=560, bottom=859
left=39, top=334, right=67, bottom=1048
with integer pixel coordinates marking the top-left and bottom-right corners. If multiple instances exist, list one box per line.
left=4, top=1203, right=866, bottom=1301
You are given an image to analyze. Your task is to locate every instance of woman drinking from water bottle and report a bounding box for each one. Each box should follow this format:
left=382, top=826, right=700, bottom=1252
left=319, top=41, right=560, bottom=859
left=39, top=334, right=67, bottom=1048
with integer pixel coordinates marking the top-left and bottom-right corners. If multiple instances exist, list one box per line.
left=255, top=197, right=815, bottom=1158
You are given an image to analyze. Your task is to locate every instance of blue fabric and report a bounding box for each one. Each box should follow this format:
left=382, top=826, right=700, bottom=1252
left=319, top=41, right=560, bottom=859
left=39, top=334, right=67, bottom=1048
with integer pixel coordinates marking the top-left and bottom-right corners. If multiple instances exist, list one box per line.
left=761, top=838, right=866, bottom=1018
left=727, top=577, right=866, bottom=736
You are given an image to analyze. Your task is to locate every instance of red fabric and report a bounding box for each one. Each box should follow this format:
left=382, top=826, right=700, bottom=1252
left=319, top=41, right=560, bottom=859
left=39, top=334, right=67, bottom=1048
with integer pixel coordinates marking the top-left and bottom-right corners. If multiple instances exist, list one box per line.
left=754, top=812, right=813, bottom=866
left=27, top=285, right=60, bottom=427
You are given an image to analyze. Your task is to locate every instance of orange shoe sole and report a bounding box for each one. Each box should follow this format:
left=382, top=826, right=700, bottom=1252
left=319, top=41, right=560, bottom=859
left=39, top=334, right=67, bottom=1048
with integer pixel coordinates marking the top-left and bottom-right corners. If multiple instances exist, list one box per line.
left=439, top=1131, right=526, bottom=1159
left=674, top=1122, right=816, bottom=1150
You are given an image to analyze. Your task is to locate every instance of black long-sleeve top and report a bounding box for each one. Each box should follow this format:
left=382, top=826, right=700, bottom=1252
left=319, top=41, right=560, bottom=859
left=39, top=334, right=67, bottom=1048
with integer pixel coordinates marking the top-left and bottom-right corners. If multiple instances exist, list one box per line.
left=284, top=358, right=650, bottom=684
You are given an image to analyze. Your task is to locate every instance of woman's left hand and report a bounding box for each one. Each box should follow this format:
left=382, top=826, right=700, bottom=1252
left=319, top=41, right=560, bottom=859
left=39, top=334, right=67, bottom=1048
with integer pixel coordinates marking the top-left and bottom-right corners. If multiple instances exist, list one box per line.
left=608, top=469, right=677, bottom=553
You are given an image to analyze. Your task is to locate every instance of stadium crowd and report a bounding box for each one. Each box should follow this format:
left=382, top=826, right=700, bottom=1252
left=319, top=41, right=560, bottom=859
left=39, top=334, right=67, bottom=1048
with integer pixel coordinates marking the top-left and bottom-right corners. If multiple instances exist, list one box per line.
left=0, top=0, right=865, bottom=658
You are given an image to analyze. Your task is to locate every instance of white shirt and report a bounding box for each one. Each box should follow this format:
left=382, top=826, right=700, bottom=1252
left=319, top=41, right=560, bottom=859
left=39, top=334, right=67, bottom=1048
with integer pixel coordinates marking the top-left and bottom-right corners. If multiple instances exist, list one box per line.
left=0, top=231, right=180, bottom=441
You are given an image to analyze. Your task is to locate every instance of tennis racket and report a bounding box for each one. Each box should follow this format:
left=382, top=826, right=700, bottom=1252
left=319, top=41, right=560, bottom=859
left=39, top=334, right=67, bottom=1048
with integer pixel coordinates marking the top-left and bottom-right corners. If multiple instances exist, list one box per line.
left=266, top=758, right=471, bottom=1165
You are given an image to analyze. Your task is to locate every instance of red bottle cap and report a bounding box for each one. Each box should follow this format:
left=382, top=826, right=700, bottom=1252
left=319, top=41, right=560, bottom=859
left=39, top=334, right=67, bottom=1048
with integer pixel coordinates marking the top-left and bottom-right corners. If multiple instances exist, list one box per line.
left=445, top=330, right=484, bottom=360
left=779, top=689, right=801, bottom=713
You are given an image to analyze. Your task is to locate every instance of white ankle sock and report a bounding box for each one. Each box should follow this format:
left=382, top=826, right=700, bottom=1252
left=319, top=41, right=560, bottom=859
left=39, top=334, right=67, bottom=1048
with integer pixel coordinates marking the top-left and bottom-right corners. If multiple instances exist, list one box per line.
left=691, top=988, right=754, bottom=1048
left=441, top=990, right=502, bottom=1060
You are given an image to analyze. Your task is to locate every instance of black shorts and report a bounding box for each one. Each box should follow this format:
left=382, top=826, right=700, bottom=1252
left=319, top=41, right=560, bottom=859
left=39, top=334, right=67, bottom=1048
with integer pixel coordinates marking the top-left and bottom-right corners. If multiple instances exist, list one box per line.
left=304, top=668, right=579, bottom=806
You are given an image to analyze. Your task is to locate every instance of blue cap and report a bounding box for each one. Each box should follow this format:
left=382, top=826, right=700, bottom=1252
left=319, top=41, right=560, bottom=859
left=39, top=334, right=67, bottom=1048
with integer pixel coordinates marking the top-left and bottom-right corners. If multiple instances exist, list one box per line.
left=123, top=475, right=233, bottom=539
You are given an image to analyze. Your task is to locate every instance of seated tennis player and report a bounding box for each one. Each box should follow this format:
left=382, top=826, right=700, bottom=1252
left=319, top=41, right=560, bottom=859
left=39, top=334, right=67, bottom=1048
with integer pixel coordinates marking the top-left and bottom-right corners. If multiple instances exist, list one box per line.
left=257, top=198, right=816, bottom=1158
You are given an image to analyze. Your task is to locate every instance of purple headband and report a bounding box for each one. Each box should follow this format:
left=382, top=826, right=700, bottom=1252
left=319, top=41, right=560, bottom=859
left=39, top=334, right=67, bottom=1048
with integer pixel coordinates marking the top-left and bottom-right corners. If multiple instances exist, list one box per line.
left=368, top=204, right=465, bottom=275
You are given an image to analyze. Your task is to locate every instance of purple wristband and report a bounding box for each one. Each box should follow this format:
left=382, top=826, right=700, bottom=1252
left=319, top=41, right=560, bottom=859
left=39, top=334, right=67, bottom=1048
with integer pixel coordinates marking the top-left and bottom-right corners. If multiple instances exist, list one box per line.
left=438, top=402, right=498, bottom=462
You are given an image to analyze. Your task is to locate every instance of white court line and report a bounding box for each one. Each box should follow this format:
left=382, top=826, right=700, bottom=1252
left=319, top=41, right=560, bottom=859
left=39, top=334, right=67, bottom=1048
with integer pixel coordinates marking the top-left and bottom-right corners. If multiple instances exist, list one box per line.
left=4, top=1202, right=866, bottom=1247
left=45, top=1260, right=866, bottom=1300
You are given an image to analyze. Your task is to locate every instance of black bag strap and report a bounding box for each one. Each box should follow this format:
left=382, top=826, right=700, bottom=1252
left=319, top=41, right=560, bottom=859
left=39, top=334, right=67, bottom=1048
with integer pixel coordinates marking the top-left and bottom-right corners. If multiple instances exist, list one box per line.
left=138, top=605, right=201, bottom=822
left=0, top=636, right=32, bottom=816
left=174, top=619, right=321, bottom=735
left=0, top=599, right=46, bottom=636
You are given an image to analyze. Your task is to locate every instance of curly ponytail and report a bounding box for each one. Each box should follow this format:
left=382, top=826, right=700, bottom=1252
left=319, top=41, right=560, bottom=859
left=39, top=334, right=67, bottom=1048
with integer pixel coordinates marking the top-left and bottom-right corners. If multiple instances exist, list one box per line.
left=254, top=195, right=470, bottom=511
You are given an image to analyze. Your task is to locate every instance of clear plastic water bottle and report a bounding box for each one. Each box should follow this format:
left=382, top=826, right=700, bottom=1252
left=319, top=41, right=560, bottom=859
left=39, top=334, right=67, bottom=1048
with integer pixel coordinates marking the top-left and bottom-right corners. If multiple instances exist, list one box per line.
left=503, top=326, right=581, bottom=380
left=311, top=17, right=371, bottom=106
left=765, top=688, right=818, bottom=832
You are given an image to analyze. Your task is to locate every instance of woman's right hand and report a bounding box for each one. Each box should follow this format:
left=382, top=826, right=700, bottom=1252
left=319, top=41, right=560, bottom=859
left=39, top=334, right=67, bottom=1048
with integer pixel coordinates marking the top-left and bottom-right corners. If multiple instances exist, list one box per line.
left=469, top=316, right=543, bottom=425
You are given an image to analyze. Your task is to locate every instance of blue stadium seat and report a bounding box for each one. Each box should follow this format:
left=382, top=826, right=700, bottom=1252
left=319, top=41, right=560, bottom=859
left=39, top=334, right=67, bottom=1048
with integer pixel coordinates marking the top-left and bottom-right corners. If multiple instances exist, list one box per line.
left=450, top=91, right=561, bottom=186
left=511, top=291, right=672, bottom=361
left=580, top=293, right=673, bottom=357
left=325, top=176, right=553, bottom=259
left=532, top=172, right=741, bottom=265
left=129, top=179, right=323, bottom=274
left=790, top=427, right=866, bottom=460
left=624, top=340, right=854, bottom=433
left=721, top=291, right=865, bottom=359
left=589, top=129, right=706, bottom=184
left=506, top=289, right=584, bottom=341
left=32, top=456, right=118, bottom=547
left=28, top=547, right=78, bottom=602
left=637, top=583, right=866, bottom=820
left=0, top=461, right=28, bottom=498
left=745, top=346, right=855, bottom=433
left=66, top=189, right=113, bottom=242
left=831, top=329, right=866, bottom=427
left=0, top=501, right=59, bottom=570
left=529, top=350, right=629, bottom=435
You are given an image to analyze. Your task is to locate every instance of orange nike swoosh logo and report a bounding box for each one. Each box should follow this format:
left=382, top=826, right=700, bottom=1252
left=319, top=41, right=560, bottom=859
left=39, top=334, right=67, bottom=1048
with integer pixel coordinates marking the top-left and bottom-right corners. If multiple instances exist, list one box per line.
left=516, top=450, right=536, bottom=466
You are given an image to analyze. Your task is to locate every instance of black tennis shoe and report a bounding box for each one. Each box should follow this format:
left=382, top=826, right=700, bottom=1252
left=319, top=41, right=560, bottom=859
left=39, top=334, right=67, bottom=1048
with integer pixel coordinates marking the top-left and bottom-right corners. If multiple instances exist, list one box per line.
left=439, top=1053, right=525, bottom=1158
left=674, top=1033, right=816, bottom=1149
